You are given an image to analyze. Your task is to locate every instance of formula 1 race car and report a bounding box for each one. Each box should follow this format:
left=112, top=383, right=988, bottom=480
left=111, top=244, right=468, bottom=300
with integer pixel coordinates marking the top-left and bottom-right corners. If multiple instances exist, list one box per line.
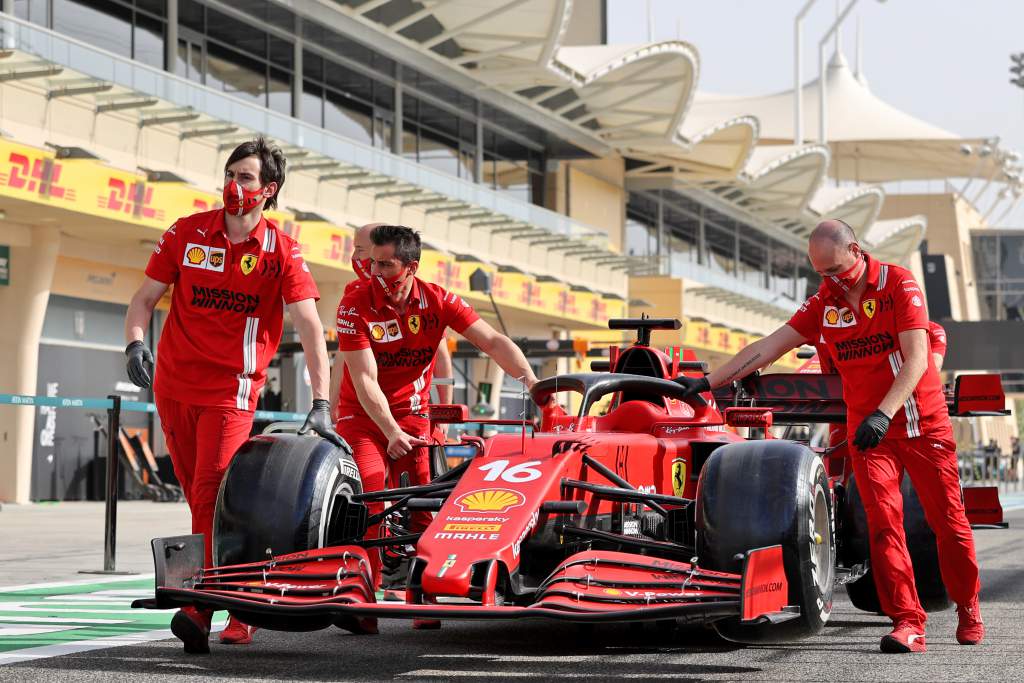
left=134, top=318, right=1007, bottom=645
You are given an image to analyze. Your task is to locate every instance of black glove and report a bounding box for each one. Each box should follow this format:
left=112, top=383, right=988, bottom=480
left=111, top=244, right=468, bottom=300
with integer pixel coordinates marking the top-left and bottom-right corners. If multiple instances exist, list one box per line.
left=853, top=409, right=891, bottom=451
left=298, top=399, right=352, bottom=454
left=125, top=340, right=154, bottom=389
left=672, top=374, right=710, bottom=398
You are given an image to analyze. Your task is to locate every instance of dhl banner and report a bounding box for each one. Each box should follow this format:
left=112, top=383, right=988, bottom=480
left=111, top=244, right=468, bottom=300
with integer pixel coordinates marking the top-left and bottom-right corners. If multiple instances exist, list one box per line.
left=683, top=319, right=711, bottom=349
left=708, top=324, right=735, bottom=355
left=276, top=218, right=353, bottom=270
left=682, top=317, right=799, bottom=369
left=603, top=296, right=627, bottom=320
left=0, top=138, right=624, bottom=328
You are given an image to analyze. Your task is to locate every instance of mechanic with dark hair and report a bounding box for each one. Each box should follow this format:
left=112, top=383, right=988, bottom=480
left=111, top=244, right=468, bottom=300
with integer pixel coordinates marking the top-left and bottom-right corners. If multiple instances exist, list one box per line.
left=329, top=222, right=454, bottom=419
left=675, top=219, right=982, bottom=654
left=335, top=224, right=539, bottom=632
left=124, top=137, right=347, bottom=653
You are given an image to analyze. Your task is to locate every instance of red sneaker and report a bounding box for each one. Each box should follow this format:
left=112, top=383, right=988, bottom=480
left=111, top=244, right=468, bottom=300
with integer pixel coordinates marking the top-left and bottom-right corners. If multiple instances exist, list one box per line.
left=170, top=606, right=213, bottom=654
left=219, top=615, right=257, bottom=645
left=880, top=623, right=927, bottom=653
left=956, top=597, right=984, bottom=645
left=412, top=618, right=441, bottom=630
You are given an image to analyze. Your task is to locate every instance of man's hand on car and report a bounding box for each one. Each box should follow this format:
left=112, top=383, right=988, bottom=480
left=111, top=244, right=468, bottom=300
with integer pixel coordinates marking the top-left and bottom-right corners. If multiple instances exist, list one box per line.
left=298, top=399, right=351, bottom=453
left=125, top=340, right=154, bottom=389
left=853, top=409, right=891, bottom=451
left=672, top=374, right=710, bottom=398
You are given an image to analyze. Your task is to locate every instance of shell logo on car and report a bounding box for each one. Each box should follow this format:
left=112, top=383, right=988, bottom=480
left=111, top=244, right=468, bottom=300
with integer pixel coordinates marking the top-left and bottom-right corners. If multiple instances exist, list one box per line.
left=454, top=488, right=525, bottom=513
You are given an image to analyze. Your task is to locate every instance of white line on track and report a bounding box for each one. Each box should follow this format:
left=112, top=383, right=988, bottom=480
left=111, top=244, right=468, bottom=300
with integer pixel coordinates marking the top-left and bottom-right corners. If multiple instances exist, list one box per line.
left=0, top=574, right=155, bottom=593
left=0, top=628, right=179, bottom=666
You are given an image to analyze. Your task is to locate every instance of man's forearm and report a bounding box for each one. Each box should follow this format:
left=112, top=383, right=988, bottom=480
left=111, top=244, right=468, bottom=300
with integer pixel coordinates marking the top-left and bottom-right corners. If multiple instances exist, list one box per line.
left=353, top=379, right=402, bottom=437
left=435, top=342, right=453, bottom=404
left=124, top=297, right=152, bottom=344
left=296, top=320, right=331, bottom=401
left=877, top=355, right=926, bottom=418
left=483, top=336, right=537, bottom=386
left=705, top=339, right=772, bottom=388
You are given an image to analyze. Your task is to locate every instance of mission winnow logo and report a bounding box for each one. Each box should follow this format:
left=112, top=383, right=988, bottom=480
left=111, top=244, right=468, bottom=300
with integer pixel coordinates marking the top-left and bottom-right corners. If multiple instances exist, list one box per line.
left=191, top=285, right=260, bottom=314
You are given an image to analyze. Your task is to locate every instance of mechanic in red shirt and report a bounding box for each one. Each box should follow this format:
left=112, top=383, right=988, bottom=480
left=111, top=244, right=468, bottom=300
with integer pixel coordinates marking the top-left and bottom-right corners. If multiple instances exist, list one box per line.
left=336, top=225, right=539, bottom=631
left=674, top=220, right=982, bottom=654
left=329, top=223, right=454, bottom=416
left=124, top=138, right=345, bottom=654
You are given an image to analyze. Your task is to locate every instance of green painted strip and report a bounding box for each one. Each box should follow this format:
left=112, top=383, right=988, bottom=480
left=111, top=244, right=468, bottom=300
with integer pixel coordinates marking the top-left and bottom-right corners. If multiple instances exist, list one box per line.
left=0, top=578, right=175, bottom=655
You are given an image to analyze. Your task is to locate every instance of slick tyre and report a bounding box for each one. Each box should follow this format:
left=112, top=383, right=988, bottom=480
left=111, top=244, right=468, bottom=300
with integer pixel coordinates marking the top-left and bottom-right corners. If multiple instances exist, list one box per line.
left=842, top=474, right=950, bottom=614
left=213, top=433, right=362, bottom=567
left=697, top=440, right=835, bottom=643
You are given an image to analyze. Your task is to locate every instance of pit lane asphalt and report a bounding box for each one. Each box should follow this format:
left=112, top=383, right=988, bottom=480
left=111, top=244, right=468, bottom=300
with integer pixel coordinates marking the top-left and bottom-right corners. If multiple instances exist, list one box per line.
left=2, top=507, right=1023, bottom=682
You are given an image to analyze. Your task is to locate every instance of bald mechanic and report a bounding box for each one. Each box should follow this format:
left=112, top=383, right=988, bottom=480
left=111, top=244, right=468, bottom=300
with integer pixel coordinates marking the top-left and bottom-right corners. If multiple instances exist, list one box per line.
left=335, top=225, right=539, bottom=633
left=674, top=220, right=982, bottom=654
left=329, top=223, right=453, bottom=417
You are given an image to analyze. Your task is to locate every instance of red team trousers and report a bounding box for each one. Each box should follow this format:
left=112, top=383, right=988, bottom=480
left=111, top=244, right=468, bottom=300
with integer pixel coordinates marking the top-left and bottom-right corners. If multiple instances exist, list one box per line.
left=851, top=427, right=979, bottom=628
left=156, top=395, right=254, bottom=566
left=336, top=413, right=434, bottom=587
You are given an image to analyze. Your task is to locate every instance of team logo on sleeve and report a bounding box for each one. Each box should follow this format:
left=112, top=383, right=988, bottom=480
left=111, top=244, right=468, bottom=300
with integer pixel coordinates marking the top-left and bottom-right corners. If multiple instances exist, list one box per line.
left=823, top=305, right=856, bottom=328
left=240, top=253, right=258, bottom=275
left=408, top=315, right=421, bottom=335
left=862, top=299, right=877, bottom=319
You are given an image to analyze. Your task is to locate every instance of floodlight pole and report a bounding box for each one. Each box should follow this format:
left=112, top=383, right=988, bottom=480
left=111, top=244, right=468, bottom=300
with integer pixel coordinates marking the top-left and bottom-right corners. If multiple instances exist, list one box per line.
left=794, top=0, right=820, bottom=145
left=818, top=0, right=860, bottom=143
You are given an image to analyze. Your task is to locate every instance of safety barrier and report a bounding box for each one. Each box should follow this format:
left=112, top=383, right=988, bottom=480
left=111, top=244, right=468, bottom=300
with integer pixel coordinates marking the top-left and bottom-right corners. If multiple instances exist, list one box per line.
left=959, top=449, right=1024, bottom=494
left=1, top=392, right=310, bottom=572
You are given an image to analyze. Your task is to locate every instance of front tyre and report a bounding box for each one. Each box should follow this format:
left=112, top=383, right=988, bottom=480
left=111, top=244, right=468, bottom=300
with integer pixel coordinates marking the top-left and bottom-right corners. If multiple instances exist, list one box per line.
left=213, top=433, right=362, bottom=567
left=697, top=440, right=835, bottom=643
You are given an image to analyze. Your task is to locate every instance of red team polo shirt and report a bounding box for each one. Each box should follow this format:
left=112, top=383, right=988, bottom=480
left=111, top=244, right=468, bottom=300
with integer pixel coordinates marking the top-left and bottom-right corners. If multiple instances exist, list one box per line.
left=336, top=277, right=479, bottom=419
left=787, top=254, right=948, bottom=439
left=146, top=209, right=319, bottom=410
left=928, top=320, right=947, bottom=357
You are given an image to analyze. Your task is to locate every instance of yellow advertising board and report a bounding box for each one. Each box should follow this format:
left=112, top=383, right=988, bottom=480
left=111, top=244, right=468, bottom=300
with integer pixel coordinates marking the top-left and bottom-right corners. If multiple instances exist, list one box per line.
left=0, top=138, right=624, bottom=328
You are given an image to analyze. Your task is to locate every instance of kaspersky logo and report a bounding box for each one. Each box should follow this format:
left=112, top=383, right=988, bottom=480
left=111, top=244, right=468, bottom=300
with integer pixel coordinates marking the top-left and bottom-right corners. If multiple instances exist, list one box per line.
left=454, top=488, right=524, bottom=513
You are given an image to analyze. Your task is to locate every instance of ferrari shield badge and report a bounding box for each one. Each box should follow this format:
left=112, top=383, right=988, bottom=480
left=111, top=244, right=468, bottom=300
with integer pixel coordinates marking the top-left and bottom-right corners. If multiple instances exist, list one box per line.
left=408, top=314, right=421, bottom=334
left=240, top=253, right=258, bottom=276
left=671, top=458, right=687, bottom=497
left=862, top=298, right=877, bottom=319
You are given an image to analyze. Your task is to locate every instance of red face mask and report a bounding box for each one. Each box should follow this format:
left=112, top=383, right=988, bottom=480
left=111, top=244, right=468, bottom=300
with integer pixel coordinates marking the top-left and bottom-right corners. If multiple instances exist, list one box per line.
left=373, top=268, right=410, bottom=299
left=223, top=180, right=265, bottom=216
left=825, top=253, right=866, bottom=298
left=352, top=256, right=373, bottom=281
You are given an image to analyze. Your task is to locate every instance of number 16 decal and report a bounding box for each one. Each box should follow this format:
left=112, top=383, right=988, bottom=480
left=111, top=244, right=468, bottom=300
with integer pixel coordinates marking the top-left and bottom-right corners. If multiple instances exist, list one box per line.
left=478, top=459, right=543, bottom=483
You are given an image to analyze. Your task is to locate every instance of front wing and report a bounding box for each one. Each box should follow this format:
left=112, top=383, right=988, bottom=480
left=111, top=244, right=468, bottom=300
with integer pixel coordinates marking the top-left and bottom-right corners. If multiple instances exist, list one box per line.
left=133, top=536, right=798, bottom=629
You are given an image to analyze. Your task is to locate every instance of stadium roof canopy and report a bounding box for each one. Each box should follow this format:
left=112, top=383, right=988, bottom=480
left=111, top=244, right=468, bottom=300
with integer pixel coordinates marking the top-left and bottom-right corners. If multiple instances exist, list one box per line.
left=691, top=52, right=1015, bottom=183
left=329, top=0, right=1009, bottom=264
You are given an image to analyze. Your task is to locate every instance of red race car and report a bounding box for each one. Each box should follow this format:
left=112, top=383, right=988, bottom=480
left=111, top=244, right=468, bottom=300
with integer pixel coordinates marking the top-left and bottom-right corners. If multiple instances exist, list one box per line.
left=134, top=318, right=1006, bottom=645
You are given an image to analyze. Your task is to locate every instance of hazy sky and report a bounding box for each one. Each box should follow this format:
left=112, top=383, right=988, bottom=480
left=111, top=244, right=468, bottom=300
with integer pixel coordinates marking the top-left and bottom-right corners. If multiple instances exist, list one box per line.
left=607, top=0, right=1024, bottom=226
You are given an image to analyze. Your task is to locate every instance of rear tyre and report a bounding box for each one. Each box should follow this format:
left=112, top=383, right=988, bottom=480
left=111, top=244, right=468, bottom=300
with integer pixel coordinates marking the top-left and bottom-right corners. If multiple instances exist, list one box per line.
left=697, top=440, right=835, bottom=643
left=213, top=433, right=362, bottom=567
left=841, top=474, right=950, bottom=614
